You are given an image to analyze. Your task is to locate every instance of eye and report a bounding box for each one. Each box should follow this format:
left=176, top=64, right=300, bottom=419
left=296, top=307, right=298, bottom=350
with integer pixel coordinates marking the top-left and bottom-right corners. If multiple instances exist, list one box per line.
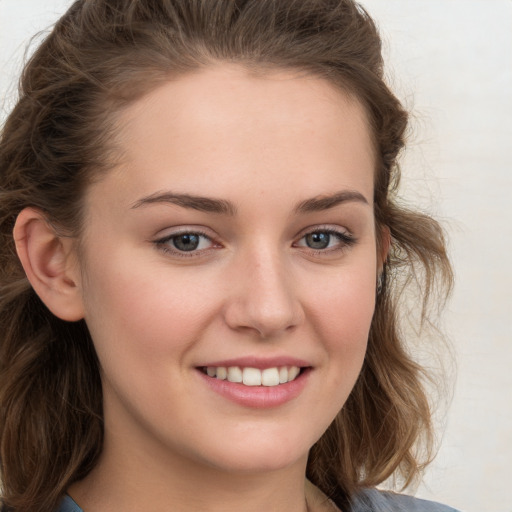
left=171, top=233, right=209, bottom=252
left=295, top=228, right=355, bottom=252
left=155, top=231, right=215, bottom=255
left=304, top=232, right=334, bottom=250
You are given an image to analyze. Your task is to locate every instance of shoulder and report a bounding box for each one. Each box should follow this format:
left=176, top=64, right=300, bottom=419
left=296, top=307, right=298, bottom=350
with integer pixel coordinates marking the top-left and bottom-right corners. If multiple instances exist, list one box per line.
left=350, top=488, right=461, bottom=512
left=55, top=495, right=83, bottom=512
left=55, top=489, right=460, bottom=512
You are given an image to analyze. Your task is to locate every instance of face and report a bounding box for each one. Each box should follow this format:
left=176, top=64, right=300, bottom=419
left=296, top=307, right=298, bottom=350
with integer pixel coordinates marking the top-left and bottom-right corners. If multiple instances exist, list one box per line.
left=77, top=65, right=379, bottom=475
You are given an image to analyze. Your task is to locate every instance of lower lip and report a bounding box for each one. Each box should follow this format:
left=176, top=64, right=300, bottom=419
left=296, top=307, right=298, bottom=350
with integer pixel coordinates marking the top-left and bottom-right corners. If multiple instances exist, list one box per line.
left=197, top=368, right=311, bottom=409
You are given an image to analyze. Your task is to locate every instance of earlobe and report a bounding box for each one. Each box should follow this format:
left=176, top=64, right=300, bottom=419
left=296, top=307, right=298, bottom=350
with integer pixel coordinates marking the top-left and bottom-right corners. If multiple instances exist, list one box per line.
left=13, top=208, right=85, bottom=322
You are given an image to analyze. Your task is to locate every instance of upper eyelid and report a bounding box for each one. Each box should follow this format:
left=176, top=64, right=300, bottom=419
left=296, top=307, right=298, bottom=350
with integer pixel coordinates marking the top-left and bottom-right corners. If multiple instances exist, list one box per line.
left=294, top=224, right=352, bottom=239
left=152, top=224, right=352, bottom=241
left=293, top=226, right=356, bottom=251
left=154, top=226, right=215, bottom=240
left=156, top=231, right=211, bottom=241
left=153, top=231, right=218, bottom=258
left=152, top=220, right=355, bottom=238
left=153, top=229, right=216, bottom=247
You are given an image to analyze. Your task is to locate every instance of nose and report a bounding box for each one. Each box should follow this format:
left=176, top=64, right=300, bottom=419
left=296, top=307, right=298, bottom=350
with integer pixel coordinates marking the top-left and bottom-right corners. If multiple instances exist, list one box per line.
left=223, top=248, right=304, bottom=338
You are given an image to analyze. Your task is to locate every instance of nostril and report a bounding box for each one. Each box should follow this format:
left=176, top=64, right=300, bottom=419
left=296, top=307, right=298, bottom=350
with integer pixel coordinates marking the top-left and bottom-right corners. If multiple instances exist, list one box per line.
left=222, top=261, right=305, bottom=337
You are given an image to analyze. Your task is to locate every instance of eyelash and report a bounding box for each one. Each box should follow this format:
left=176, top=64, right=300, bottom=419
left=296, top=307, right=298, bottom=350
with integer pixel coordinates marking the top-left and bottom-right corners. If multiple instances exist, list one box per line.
left=154, top=229, right=216, bottom=258
left=293, top=227, right=356, bottom=255
left=153, top=226, right=356, bottom=258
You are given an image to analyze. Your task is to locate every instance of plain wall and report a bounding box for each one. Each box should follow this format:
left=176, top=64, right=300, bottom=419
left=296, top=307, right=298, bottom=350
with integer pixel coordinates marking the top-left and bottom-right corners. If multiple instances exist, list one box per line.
left=1, top=2, right=511, bottom=511
left=359, top=3, right=512, bottom=512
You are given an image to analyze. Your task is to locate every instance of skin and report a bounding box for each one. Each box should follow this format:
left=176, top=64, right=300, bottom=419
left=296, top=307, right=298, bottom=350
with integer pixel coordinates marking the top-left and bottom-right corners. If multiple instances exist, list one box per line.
left=17, top=64, right=384, bottom=512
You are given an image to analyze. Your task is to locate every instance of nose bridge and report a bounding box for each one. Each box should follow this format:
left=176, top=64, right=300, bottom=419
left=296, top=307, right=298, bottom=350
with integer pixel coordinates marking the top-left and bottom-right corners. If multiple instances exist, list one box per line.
left=225, top=242, right=303, bottom=337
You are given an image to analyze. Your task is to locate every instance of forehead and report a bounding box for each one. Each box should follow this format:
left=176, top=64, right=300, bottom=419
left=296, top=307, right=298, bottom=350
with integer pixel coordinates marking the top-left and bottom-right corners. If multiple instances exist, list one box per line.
left=88, top=64, right=375, bottom=210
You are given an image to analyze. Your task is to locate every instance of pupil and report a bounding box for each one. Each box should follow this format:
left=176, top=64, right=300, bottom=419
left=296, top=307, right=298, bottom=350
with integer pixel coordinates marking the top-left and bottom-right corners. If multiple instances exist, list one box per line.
left=173, top=234, right=200, bottom=251
left=306, top=232, right=330, bottom=249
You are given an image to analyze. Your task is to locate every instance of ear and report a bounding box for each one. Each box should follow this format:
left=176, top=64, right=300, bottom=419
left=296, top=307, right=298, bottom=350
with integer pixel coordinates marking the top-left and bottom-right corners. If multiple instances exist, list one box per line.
left=13, top=208, right=85, bottom=321
left=377, top=225, right=391, bottom=273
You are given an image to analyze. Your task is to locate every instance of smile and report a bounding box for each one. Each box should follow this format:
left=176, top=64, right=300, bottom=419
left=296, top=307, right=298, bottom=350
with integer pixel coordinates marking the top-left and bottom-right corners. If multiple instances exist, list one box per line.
left=201, top=366, right=302, bottom=387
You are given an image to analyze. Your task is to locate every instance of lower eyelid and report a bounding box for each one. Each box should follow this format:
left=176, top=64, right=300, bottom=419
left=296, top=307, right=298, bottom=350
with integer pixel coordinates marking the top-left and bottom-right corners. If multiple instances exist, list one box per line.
left=153, top=228, right=355, bottom=256
left=154, top=231, right=215, bottom=253
left=295, top=229, right=355, bottom=246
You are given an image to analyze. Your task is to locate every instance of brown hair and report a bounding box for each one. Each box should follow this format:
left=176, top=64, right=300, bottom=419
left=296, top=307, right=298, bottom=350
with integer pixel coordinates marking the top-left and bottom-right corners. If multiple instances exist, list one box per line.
left=0, top=1, right=453, bottom=511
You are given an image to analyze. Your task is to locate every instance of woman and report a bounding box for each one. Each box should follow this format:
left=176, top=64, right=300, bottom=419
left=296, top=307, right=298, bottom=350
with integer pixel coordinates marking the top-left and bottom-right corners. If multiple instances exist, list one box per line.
left=0, top=1, right=456, bottom=511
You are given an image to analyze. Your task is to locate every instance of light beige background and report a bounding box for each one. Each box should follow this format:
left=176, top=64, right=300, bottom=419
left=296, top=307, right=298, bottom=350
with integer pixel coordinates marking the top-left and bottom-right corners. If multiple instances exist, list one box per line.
left=1, top=1, right=511, bottom=511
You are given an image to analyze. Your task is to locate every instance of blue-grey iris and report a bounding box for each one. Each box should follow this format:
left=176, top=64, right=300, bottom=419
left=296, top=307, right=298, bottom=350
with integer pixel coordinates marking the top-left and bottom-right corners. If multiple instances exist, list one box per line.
left=173, top=234, right=200, bottom=251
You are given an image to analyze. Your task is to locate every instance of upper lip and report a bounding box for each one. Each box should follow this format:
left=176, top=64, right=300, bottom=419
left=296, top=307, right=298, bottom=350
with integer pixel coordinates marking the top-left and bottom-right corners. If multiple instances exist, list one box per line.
left=197, top=356, right=311, bottom=369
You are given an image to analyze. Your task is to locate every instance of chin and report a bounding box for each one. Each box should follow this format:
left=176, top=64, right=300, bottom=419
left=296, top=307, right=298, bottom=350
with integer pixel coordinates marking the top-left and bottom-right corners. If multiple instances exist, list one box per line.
left=189, top=428, right=317, bottom=474
left=205, top=451, right=307, bottom=475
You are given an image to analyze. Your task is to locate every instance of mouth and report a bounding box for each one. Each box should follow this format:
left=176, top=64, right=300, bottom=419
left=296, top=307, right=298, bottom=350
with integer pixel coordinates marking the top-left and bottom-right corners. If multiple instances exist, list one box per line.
left=199, top=365, right=306, bottom=387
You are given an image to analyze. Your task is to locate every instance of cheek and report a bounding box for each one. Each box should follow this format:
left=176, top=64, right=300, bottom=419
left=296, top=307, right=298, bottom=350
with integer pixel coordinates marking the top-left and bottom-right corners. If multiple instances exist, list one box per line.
left=297, top=265, right=375, bottom=440
left=80, top=251, right=216, bottom=365
left=308, top=263, right=376, bottom=381
left=311, top=264, right=376, bottom=339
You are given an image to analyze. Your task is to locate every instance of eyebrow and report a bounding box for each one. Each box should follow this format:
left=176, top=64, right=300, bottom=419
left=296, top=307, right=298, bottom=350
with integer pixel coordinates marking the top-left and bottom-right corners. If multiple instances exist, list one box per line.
left=131, top=189, right=369, bottom=215
left=130, top=192, right=237, bottom=215
left=294, top=190, right=369, bottom=213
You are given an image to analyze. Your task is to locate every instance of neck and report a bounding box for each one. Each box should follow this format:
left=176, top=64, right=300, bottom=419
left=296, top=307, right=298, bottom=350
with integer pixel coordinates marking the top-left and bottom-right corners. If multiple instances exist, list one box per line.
left=68, top=434, right=311, bottom=512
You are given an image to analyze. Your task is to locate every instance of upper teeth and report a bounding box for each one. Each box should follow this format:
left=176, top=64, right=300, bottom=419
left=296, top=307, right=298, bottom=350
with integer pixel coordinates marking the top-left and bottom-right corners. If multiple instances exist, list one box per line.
left=205, top=366, right=301, bottom=387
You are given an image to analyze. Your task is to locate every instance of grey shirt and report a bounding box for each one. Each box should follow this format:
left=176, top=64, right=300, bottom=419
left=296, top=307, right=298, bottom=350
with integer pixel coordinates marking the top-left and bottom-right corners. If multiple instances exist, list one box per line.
left=57, top=489, right=460, bottom=511
left=351, top=488, right=460, bottom=511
